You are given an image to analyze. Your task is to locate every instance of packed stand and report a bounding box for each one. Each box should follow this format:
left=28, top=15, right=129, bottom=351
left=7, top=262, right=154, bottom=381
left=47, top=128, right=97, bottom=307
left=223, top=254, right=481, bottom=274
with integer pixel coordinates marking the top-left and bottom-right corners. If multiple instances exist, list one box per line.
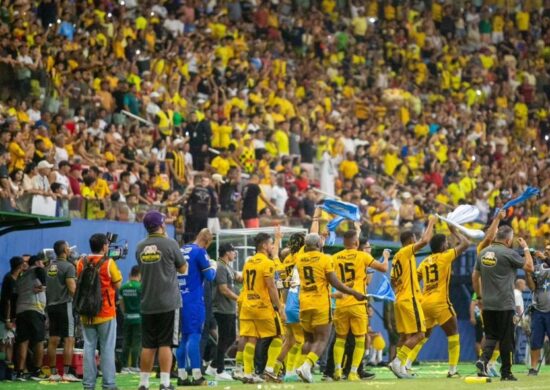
left=0, top=0, right=548, bottom=243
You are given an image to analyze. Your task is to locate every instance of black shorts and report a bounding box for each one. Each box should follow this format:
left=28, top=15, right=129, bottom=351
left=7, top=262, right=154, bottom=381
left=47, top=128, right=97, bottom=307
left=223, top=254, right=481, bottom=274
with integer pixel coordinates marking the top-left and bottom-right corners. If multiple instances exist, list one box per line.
left=142, top=309, right=179, bottom=349
left=47, top=302, right=75, bottom=338
left=16, top=310, right=46, bottom=344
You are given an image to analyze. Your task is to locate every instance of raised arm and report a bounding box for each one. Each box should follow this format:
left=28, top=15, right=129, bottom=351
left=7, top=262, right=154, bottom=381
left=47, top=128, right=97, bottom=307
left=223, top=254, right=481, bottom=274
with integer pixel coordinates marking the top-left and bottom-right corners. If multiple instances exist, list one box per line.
left=369, top=249, right=390, bottom=273
left=449, top=225, right=471, bottom=256
left=517, top=237, right=535, bottom=273
left=478, top=209, right=505, bottom=251
left=413, top=215, right=437, bottom=253
left=310, top=207, right=322, bottom=234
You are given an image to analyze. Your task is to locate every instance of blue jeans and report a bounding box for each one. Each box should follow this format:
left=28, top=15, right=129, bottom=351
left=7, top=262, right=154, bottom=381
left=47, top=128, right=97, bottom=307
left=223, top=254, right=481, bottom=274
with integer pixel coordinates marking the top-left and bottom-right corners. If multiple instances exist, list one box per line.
left=82, top=319, right=117, bottom=389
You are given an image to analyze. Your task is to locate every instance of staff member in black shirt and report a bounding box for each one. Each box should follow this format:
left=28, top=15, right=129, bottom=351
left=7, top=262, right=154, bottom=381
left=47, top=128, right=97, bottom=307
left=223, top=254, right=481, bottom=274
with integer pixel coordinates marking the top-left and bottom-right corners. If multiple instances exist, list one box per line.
left=0, top=256, right=28, bottom=371
left=240, top=173, right=277, bottom=228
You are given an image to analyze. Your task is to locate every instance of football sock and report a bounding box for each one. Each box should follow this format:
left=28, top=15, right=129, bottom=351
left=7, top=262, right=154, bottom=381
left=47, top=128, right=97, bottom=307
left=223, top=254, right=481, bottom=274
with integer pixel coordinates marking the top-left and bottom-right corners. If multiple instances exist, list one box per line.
left=235, top=350, right=244, bottom=368
left=160, top=372, right=170, bottom=387
left=406, top=338, right=427, bottom=369
left=139, top=372, right=150, bottom=388
left=178, top=368, right=188, bottom=380
left=302, top=352, right=319, bottom=372
left=296, top=352, right=308, bottom=368
left=176, top=334, right=188, bottom=369
left=333, top=337, right=346, bottom=370
left=286, top=343, right=301, bottom=373
left=243, top=343, right=255, bottom=375
left=192, top=368, right=202, bottom=380
left=351, top=336, right=365, bottom=373
left=448, top=334, right=460, bottom=373
left=397, top=345, right=412, bottom=366
left=265, top=337, right=283, bottom=372
left=490, top=349, right=500, bottom=363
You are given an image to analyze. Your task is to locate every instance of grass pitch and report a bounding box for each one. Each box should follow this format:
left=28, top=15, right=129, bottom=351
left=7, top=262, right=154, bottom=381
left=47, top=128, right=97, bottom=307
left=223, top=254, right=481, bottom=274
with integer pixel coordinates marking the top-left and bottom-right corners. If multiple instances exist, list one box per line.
left=2, top=363, right=548, bottom=389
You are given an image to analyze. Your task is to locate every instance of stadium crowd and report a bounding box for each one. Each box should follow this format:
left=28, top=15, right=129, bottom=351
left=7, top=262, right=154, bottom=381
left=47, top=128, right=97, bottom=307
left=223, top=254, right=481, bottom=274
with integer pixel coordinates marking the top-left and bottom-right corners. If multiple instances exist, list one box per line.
left=0, top=0, right=548, bottom=243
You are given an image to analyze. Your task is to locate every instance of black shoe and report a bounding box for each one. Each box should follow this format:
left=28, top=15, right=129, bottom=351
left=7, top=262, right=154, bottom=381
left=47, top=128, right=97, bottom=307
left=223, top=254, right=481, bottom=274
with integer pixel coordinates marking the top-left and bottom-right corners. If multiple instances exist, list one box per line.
left=360, top=371, right=376, bottom=381
left=177, top=377, right=191, bottom=386
left=501, top=374, right=518, bottom=381
left=191, top=377, right=208, bottom=386
left=377, top=361, right=388, bottom=367
left=366, top=362, right=376, bottom=367
left=137, top=386, right=148, bottom=390
left=475, top=360, right=488, bottom=377
left=528, top=369, right=538, bottom=376
left=159, top=384, right=175, bottom=390
left=447, top=371, right=460, bottom=378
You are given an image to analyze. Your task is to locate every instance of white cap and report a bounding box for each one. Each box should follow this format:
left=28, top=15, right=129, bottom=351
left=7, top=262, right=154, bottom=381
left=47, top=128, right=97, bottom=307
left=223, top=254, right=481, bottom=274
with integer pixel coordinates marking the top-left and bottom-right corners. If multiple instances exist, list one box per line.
left=37, top=160, right=54, bottom=169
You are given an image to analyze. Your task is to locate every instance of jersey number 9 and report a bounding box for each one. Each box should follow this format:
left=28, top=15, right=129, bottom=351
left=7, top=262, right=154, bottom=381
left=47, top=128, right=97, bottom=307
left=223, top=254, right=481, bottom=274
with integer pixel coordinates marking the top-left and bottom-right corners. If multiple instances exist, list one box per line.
left=303, top=266, right=315, bottom=285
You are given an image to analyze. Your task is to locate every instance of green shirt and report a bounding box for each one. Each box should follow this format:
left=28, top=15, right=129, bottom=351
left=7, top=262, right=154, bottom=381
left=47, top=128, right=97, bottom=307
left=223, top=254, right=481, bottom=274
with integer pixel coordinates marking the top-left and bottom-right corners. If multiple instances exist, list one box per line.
left=120, top=280, right=142, bottom=324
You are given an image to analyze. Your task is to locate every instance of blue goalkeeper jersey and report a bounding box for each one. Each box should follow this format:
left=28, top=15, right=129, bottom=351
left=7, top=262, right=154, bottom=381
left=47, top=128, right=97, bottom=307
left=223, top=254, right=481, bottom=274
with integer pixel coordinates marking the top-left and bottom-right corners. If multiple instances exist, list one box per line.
left=178, top=244, right=216, bottom=305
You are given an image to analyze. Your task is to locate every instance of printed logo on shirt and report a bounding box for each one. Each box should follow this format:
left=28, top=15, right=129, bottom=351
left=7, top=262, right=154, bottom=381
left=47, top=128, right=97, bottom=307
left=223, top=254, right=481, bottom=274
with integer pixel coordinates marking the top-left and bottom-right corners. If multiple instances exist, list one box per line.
left=481, top=251, right=497, bottom=267
left=140, top=245, right=161, bottom=263
left=47, top=264, right=58, bottom=278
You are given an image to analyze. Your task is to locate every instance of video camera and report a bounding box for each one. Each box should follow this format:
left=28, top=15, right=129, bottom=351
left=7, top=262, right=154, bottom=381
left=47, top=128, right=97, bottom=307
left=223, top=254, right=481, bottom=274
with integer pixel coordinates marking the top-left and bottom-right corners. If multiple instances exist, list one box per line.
left=106, top=232, right=128, bottom=261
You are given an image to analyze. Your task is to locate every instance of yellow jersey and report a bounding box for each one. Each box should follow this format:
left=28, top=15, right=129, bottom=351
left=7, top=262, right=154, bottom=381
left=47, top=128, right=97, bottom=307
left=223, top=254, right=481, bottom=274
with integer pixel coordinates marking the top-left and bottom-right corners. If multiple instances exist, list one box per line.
left=240, top=253, right=276, bottom=320
left=391, top=244, right=422, bottom=301
left=333, top=249, right=374, bottom=308
left=417, top=249, right=457, bottom=302
left=295, top=250, right=334, bottom=311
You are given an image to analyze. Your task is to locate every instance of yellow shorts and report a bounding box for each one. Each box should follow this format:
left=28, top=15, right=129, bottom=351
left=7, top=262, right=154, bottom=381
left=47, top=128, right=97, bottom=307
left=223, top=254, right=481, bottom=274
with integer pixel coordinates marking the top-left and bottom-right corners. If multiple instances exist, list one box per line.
left=421, top=299, right=456, bottom=329
left=395, top=298, right=426, bottom=335
left=333, top=304, right=368, bottom=337
left=288, top=323, right=305, bottom=344
left=239, top=314, right=283, bottom=339
left=300, top=308, right=330, bottom=333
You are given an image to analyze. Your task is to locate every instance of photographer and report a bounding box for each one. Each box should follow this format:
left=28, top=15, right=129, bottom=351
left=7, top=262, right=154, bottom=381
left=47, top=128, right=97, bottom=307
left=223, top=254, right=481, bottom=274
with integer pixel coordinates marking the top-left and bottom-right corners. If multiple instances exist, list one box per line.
left=136, top=210, right=187, bottom=390
left=525, top=245, right=550, bottom=376
left=76, top=234, right=122, bottom=390
left=46, top=240, right=78, bottom=382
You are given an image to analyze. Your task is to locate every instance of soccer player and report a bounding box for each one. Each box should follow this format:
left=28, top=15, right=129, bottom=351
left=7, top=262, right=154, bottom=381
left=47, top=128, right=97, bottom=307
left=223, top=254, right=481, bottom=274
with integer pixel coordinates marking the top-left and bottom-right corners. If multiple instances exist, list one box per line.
left=389, top=215, right=437, bottom=379
left=263, top=232, right=305, bottom=382
left=332, top=229, right=390, bottom=381
left=239, top=229, right=285, bottom=384
left=176, top=229, right=216, bottom=386
left=294, top=233, right=367, bottom=383
left=406, top=225, right=470, bottom=377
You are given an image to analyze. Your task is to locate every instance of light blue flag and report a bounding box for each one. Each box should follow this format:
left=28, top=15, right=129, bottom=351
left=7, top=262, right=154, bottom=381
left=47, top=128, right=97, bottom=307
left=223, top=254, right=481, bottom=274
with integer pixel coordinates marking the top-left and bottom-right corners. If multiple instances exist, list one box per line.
left=501, top=186, right=540, bottom=211
left=320, top=200, right=361, bottom=245
left=367, top=274, right=395, bottom=301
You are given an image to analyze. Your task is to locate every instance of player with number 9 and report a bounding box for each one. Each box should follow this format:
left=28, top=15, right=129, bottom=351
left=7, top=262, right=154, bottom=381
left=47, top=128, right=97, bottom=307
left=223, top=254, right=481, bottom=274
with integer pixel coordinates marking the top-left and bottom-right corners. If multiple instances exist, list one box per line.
left=293, top=233, right=366, bottom=383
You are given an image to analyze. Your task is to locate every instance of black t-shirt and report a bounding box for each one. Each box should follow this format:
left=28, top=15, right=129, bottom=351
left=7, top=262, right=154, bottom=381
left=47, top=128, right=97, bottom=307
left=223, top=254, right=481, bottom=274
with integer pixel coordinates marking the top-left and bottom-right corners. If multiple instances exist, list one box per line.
left=241, top=183, right=260, bottom=219
left=186, top=186, right=211, bottom=219
left=121, top=146, right=136, bottom=162
left=0, top=272, right=17, bottom=322
left=220, top=182, right=239, bottom=212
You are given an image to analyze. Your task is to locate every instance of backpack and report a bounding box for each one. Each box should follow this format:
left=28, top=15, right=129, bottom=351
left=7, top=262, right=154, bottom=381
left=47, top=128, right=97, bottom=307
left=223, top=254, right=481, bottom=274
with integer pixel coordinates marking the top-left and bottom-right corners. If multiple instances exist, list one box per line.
left=74, top=256, right=108, bottom=322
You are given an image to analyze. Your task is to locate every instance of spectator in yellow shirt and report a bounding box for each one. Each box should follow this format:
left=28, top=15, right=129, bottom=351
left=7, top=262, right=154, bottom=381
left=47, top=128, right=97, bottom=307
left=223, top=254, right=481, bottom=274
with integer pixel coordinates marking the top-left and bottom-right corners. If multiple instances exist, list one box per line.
left=273, top=121, right=290, bottom=156
left=210, top=148, right=231, bottom=176
left=339, top=152, right=359, bottom=180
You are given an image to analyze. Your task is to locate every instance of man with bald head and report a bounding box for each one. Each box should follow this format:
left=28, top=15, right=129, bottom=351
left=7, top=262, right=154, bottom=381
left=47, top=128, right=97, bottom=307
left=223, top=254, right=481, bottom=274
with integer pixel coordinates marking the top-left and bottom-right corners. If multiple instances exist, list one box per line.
left=176, top=229, right=217, bottom=386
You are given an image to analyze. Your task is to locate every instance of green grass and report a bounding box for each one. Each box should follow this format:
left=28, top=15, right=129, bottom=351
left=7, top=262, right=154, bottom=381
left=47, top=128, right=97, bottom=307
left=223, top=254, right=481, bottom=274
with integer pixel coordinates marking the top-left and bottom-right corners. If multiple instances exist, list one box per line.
left=3, top=363, right=549, bottom=389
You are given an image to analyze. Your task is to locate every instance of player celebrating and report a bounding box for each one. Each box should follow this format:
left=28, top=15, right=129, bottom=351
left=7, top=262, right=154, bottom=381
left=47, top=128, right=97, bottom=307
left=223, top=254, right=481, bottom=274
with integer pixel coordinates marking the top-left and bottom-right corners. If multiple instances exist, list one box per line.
left=406, top=225, right=470, bottom=378
left=176, top=229, right=216, bottom=386
left=239, top=229, right=285, bottom=384
left=294, top=233, right=367, bottom=383
left=389, top=215, right=437, bottom=379
left=332, top=229, right=390, bottom=381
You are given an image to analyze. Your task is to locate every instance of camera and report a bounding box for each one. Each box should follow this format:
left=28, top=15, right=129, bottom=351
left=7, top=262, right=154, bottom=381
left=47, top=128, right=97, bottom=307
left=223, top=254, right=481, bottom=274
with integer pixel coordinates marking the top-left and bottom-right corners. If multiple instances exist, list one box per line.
left=106, top=232, right=128, bottom=260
